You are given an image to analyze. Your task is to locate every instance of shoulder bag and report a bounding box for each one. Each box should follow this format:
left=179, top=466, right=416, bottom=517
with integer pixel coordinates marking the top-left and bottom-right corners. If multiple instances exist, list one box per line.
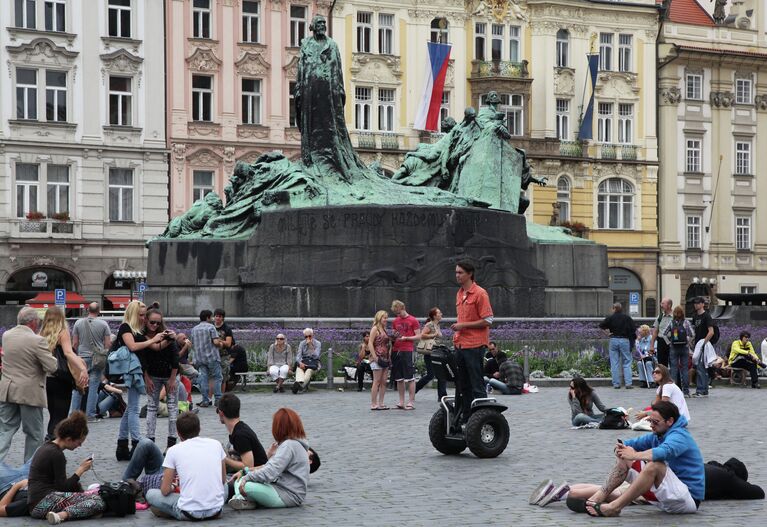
left=53, top=345, right=76, bottom=388
left=84, top=319, right=109, bottom=371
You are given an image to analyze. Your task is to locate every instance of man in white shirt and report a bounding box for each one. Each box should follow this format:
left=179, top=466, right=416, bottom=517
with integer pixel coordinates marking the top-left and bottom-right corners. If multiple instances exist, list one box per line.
left=145, top=412, right=226, bottom=520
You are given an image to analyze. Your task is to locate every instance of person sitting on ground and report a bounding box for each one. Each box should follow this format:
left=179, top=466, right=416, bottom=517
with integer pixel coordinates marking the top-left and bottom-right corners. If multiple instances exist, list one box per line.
left=355, top=331, right=373, bottom=392
left=228, top=408, right=311, bottom=510
left=145, top=411, right=226, bottom=520
left=485, top=358, right=525, bottom=395
left=216, top=393, right=268, bottom=474
left=635, top=364, right=690, bottom=423
left=174, top=333, right=197, bottom=380
left=728, top=331, right=764, bottom=389
left=568, top=377, right=607, bottom=426
left=704, top=457, right=764, bottom=500
left=0, top=477, right=28, bottom=517
left=293, top=329, right=321, bottom=394
left=483, top=341, right=507, bottom=379
left=567, top=400, right=704, bottom=516
left=634, top=325, right=655, bottom=388
left=27, top=412, right=105, bottom=524
left=267, top=334, right=293, bottom=393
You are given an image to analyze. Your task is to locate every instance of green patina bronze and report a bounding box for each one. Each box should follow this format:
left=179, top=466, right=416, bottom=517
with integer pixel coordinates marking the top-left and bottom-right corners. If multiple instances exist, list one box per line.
left=157, top=16, right=585, bottom=244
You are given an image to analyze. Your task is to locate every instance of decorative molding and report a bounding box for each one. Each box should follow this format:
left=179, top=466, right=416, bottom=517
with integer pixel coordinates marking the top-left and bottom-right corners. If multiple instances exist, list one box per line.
left=100, top=49, right=144, bottom=86
left=186, top=148, right=223, bottom=167
left=754, top=94, right=767, bottom=111
left=236, top=124, right=270, bottom=139
left=445, top=59, right=455, bottom=87
left=6, top=37, right=79, bottom=67
left=710, top=91, right=734, bottom=108
left=350, top=53, right=402, bottom=85
left=595, top=71, right=639, bottom=98
left=187, top=122, right=222, bottom=137
left=284, top=128, right=301, bottom=142
left=530, top=21, right=560, bottom=36
left=237, top=150, right=263, bottom=164
left=234, top=51, right=271, bottom=76
left=659, top=86, right=681, bottom=105
left=186, top=47, right=222, bottom=73
left=283, top=49, right=300, bottom=78
left=554, top=68, right=575, bottom=97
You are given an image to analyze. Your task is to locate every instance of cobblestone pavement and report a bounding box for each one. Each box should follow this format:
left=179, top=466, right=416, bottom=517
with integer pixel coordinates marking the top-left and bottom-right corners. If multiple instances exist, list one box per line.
left=3, top=384, right=766, bottom=526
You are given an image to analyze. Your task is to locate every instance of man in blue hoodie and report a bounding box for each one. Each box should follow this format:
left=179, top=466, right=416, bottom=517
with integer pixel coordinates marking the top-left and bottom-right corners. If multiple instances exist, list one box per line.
left=579, top=400, right=704, bottom=516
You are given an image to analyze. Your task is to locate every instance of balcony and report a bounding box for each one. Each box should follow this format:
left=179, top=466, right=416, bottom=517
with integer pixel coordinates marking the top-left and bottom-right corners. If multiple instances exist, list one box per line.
left=10, top=218, right=80, bottom=238
left=596, top=143, right=639, bottom=161
left=471, top=59, right=529, bottom=79
left=559, top=140, right=584, bottom=158
left=620, top=144, right=638, bottom=160
left=600, top=143, right=617, bottom=160
left=380, top=133, right=400, bottom=150
left=357, top=132, right=376, bottom=149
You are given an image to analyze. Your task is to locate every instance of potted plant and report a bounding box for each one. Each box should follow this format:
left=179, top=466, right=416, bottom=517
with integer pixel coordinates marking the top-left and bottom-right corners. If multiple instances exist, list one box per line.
left=25, top=211, right=45, bottom=221
left=50, top=212, right=70, bottom=221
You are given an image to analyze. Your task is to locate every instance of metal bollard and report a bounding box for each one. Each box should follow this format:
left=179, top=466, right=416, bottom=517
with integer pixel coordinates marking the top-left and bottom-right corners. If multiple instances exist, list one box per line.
left=523, top=345, right=529, bottom=378
left=326, top=347, right=334, bottom=390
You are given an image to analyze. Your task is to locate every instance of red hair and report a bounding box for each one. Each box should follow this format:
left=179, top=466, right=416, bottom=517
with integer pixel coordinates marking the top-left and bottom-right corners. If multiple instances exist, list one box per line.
left=272, top=408, right=306, bottom=443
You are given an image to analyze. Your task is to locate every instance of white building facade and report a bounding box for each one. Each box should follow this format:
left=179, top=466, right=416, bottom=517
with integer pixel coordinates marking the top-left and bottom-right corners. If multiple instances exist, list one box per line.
left=0, top=0, right=168, bottom=308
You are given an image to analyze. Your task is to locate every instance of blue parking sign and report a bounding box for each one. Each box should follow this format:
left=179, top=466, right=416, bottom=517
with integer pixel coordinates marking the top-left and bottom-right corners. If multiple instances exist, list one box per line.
left=54, top=289, right=66, bottom=306
left=138, top=283, right=147, bottom=293
left=629, top=292, right=639, bottom=304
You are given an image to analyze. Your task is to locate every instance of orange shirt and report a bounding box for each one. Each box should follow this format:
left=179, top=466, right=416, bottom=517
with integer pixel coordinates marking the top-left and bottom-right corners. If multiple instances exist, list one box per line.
left=453, top=282, right=493, bottom=349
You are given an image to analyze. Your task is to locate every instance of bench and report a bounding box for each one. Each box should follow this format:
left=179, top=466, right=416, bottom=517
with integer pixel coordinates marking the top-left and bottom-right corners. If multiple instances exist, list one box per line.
left=234, top=371, right=269, bottom=391
left=729, top=367, right=749, bottom=386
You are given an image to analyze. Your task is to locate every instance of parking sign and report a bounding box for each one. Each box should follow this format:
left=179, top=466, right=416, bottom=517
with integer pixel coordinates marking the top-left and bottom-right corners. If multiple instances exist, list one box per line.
left=138, top=283, right=147, bottom=293
left=54, top=289, right=66, bottom=306
left=629, top=292, right=639, bottom=315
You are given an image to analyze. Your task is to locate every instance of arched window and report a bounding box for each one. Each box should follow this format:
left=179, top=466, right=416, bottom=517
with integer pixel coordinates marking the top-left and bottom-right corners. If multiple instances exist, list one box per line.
left=597, top=178, right=633, bottom=229
left=556, top=29, right=569, bottom=67
left=556, top=176, right=571, bottom=221
left=430, top=17, right=448, bottom=44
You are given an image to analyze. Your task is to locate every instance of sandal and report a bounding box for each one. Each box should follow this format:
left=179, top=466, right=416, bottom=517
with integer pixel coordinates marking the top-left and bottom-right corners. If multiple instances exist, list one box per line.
left=405, top=403, right=415, bottom=410
left=370, top=406, right=379, bottom=411
left=395, top=403, right=405, bottom=410
left=378, top=405, right=390, bottom=410
left=585, top=501, right=607, bottom=517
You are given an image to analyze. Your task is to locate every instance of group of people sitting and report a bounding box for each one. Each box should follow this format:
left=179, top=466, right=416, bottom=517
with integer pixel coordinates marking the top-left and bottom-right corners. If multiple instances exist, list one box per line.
left=0, top=393, right=319, bottom=523
left=264, top=329, right=322, bottom=394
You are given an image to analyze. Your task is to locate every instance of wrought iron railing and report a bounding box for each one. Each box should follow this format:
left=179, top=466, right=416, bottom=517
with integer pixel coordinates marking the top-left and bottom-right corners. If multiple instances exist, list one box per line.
left=357, top=132, right=376, bottom=149
left=559, top=140, right=583, bottom=157
left=473, top=59, right=529, bottom=78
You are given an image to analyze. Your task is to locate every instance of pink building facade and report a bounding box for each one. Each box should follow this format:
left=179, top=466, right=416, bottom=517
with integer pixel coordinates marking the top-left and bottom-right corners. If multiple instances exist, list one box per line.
left=166, top=0, right=332, bottom=217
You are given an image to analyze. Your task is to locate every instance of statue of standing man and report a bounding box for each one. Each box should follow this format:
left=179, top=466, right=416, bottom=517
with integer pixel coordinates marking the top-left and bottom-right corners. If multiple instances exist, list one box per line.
left=296, top=15, right=367, bottom=182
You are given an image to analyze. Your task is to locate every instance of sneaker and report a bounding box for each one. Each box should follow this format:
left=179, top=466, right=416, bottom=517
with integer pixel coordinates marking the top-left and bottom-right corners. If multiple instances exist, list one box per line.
left=539, top=482, right=570, bottom=507
left=529, top=479, right=554, bottom=505
left=87, top=415, right=102, bottom=423
left=228, top=497, right=257, bottom=510
left=625, top=385, right=633, bottom=390
left=683, top=393, right=691, bottom=398
left=291, top=381, right=301, bottom=394
left=486, top=383, right=493, bottom=394
left=47, top=512, right=63, bottom=525
left=691, top=393, right=708, bottom=398
left=613, top=386, right=621, bottom=389
left=198, top=401, right=211, bottom=408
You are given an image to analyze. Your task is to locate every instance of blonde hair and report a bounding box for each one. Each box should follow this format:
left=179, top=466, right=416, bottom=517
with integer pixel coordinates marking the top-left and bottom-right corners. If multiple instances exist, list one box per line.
left=123, top=300, right=146, bottom=335
left=391, top=300, right=404, bottom=311
left=39, top=307, right=67, bottom=352
left=373, top=310, right=388, bottom=328
left=638, top=324, right=650, bottom=337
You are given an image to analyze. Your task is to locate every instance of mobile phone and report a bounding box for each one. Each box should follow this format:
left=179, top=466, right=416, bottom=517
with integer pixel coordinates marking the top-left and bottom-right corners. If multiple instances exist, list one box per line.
left=616, top=439, right=624, bottom=445
left=87, top=453, right=94, bottom=460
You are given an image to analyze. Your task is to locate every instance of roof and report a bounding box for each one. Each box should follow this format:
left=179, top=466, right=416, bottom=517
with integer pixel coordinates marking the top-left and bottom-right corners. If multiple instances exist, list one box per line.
left=664, top=0, right=716, bottom=27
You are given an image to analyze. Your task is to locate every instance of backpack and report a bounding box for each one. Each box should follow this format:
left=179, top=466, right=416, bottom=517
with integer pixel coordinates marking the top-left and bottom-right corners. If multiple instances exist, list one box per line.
left=669, top=319, right=688, bottom=345
left=710, top=325, right=720, bottom=345
left=599, top=408, right=629, bottom=430
left=98, top=481, right=137, bottom=517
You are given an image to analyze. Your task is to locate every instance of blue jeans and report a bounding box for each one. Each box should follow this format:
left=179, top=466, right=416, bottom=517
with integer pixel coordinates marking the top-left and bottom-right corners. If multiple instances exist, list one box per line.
left=145, top=490, right=222, bottom=520
left=70, top=357, right=104, bottom=418
left=197, top=361, right=222, bottom=405
left=484, top=377, right=511, bottom=395
left=123, top=438, right=164, bottom=480
left=572, top=413, right=603, bottom=426
left=455, top=346, right=487, bottom=419
left=609, top=338, right=632, bottom=387
left=118, top=386, right=142, bottom=441
left=695, top=343, right=709, bottom=395
left=669, top=344, right=690, bottom=394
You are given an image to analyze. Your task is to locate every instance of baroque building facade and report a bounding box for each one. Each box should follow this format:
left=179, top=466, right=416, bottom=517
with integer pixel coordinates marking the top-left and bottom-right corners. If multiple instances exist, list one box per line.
left=0, top=0, right=168, bottom=308
left=657, top=0, right=767, bottom=310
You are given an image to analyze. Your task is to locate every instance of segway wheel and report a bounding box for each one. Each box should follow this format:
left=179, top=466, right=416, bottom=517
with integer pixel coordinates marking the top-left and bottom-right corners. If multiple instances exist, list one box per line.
left=428, top=409, right=466, bottom=455
left=465, top=408, right=509, bottom=458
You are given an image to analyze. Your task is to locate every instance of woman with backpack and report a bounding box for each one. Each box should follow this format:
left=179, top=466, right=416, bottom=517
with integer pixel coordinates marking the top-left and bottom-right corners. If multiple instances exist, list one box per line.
left=664, top=305, right=694, bottom=396
left=568, top=377, right=608, bottom=426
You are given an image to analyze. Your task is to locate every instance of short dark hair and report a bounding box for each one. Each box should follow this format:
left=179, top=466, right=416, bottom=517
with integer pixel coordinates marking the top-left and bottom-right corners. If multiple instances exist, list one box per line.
left=216, top=393, right=240, bottom=419
left=362, top=330, right=370, bottom=338
left=739, top=330, right=751, bottom=340
left=55, top=411, right=88, bottom=441
left=692, top=296, right=705, bottom=305
left=176, top=411, right=201, bottom=440
left=651, top=400, right=680, bottom=424
left=489, top=341, right=497, bottom=347
left=214, top=308, right=225, bottom=318
left=456, top=260, right=475, bottom=280
left=308, top=447, right=321, bottom=474
left=199, top=309, right=213, bottom=322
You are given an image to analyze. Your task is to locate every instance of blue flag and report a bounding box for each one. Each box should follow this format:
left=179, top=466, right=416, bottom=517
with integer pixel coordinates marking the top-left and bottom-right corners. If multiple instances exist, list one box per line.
left=578, top=54, right=600, bottom=141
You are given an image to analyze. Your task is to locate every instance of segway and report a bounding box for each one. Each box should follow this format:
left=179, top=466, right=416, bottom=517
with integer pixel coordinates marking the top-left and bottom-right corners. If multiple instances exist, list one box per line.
left=428, top=345, right=510, bottom=458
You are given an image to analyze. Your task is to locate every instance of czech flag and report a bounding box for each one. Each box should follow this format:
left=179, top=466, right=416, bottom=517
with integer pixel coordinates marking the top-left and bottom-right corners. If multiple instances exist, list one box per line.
left=414, top=41, right=452, bottom=131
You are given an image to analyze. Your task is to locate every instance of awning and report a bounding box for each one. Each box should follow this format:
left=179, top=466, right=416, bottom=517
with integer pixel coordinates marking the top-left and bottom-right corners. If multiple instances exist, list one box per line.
left=104, top=295, right=133, bottom=309
left=26, top=291, right=89, bottom=309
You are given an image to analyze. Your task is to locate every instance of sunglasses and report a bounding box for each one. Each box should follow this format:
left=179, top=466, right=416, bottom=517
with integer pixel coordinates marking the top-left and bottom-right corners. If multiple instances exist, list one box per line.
left=652, top=370, right=661, bottom=374
left=305, top=335, right=313, bottom=338
left=647, top=418, right=662, bottom=426
left=147, top=320, right=162, bottom=326
left=276, top=337, right=285, bottom=340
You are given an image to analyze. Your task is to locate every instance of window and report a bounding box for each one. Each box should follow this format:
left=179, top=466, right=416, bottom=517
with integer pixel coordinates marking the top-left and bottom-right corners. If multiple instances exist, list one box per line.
left=288, top=81, right=297, bottom=127
left=491, top=24, right=503, bottom=61
left=475, top=23, right=486, bottom=61
left=378, top=13, right=393, bottom=54
left=47, top=165, right=69, bottom=214
left=108, top=0, right=131, bottom=38
left=45, top=70, right=67, bottom=122
left=740, top=285, right=757, bottom=294
left=686, top=73, right=702, bottom=100
left=16, top=68, right=37, bottom=120
left=501, top=94, right=523, bottom=136
left=597, top=102, right=613, bottom=143
left=108, top=76, right=132, bottom=126
left=15, top=0, right=36, bottom=29
left=509, top=26, right=520, bottom=62
left=618, top=103, right=633, bottom=144
left=192, top=75, right=212, bottom=122
left=735, top=141, right=751, bottom=175
left=686, top=215, right=701, bottom=249
left=242, top=1, right=260, bottom=43
left=439, top=91, right=450, bottom=129
left=241, top=78, right=261, bottom=125
left=618, top=34, right=632, bottom=72
left=735, top=77, right=753, bottom=105
left=557, top=176, right=571, bottom=221
left=599, top=33, right=613, bottom=71
left=556, top=29, right=569, bottom=68
left=45, top=0, right=66, bottom=31
left=108, top=168, right=133, bottom=222
left=192, top=170, right=214, bottom=202
left=430, top=17, right=448, bottom=44
left=356, top=12, right=372, bottom=53
left=736, top=216, right=751, bottom=250
left=16, top=163, right=39, bottom=218
left=193, top=0, right=211, bottom=39
left=354, top=87, right=372, bottom=130
left=597, top=178, right=633, bottom=230
left=556, top=99, right=569, bottom=140
left=686, top=139, right=701, bottom=172
left=290, top=5, right=307, bottom=47
left=378, top=89, right=395, bottom=132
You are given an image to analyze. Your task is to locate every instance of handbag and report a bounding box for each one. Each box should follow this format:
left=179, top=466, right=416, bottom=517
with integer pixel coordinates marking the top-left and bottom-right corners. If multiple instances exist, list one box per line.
left=53, top=345, right=75, bottom=388
left=376, top=356, right=390, bottom=369
left=416, top=339, right=435, bottom=354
